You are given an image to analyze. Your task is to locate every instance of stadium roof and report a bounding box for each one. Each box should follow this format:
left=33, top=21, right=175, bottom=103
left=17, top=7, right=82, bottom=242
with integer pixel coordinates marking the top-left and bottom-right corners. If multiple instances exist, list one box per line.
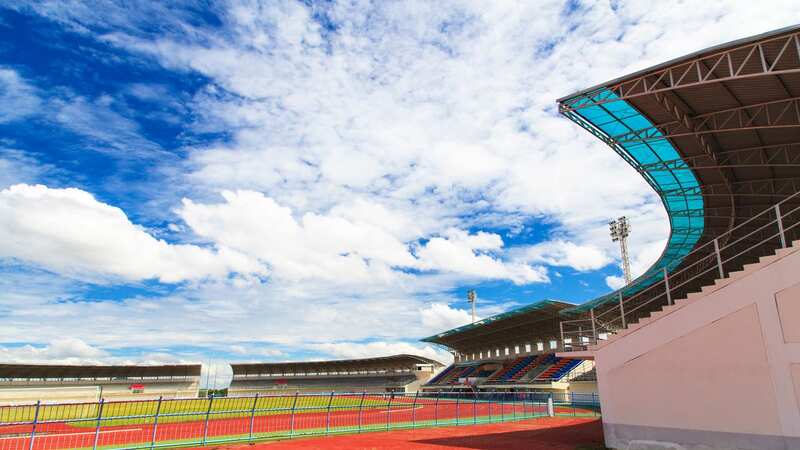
left=421, top=300, right=574, bottom=353
left=556, top=25, right=800, bottom=318
left=423, top=26, right=800, bottom=355
left=0, top=364, right=201, bottom=379
left=231, top=354, right=443, bottom=375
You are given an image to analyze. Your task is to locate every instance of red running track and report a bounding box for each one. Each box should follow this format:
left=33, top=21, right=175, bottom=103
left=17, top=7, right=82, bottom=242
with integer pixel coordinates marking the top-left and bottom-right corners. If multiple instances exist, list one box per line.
left=194, top=417, right=604, bottom=450
left=0, top=399, right=591, bottom=450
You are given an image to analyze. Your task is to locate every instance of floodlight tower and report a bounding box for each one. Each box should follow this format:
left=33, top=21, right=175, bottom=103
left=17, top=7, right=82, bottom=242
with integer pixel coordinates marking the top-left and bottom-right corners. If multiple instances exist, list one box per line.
left=609, top=216, right=632, bottom=285
left=467, top=290, right=477, bottom=323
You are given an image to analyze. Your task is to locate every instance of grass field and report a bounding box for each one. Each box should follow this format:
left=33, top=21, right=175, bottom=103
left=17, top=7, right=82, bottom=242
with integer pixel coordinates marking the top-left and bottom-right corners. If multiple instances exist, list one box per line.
left=0, top=393, right=399, bottom=427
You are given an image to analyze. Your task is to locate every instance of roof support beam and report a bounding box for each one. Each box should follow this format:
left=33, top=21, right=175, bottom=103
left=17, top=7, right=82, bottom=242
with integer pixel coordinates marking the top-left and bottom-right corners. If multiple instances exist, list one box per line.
left=560, top=31, right=800, bottom=112
left=638, top=142, right=800, bottom=172
left=612, top=97, right=800, bottom=144
left=662, top=177, right=800, bottom=197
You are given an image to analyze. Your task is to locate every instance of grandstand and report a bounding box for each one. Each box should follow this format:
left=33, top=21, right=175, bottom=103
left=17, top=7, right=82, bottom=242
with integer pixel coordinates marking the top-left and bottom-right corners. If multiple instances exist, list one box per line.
left=0, top=364, right=201, bottom=404
left=421, top=300, right=595, bottom=393
left=554, top=25, right=800, bottom=450
left=228, top=354, right=442, bottom=394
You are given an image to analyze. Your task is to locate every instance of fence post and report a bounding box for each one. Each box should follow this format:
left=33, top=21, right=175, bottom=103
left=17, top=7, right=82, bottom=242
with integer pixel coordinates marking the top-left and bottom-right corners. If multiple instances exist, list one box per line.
left=150, top=396, right=163, bottom=450
left=357, top=391, right=366, bottom=433
left=590, top=308, right=597, bottom=344
left=289, top=392, right=299, bottom=438
left=248, top=393, right=259, bottom=442
left=28, top=400, right=40, bottom=450
left=202, top=395, right=213, bottom=446
left=500, top=392, right=504, bottom=422
left=92, top=398, right=105, bottom=450
left=618, top=291, right=626, bottom=328
left=472, top=392, right=477, bottom=424
left=434, top=394, right=439, bottom=426
left=325, top=391, right=334, bottom=435
left=776, top=204, right=787, bottom=248
left=663, top=267, right=673, bottom=305
left=547, top=394, right=554, bottom=417
left=386, top=393, right=393, bottom=430
left=713, top=238, right=725, bottom=278
left=521, top=392, right=527, bottom=418
left=512, top=392, right=516, bottom=420
left=455, top=395, right=460, bottom=425
left=487, top=392, right=492, bottom=422
left=411, top=391, right=419, bottom=429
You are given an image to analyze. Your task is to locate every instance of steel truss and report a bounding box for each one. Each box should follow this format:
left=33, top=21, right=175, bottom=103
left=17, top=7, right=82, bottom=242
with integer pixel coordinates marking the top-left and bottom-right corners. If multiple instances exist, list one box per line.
left=637, top=143, right=800, bottom=172
left=560, top=31, right=800, bottom=112
left=612, top=97, right=800, bottom=144
left=661, top=177, right=800, bottom=198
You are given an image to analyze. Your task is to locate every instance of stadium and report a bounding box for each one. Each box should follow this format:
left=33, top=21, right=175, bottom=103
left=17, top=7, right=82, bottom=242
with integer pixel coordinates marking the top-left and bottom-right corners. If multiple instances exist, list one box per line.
left=229, top=355, right=442, bottom=394
left=0, top=19, right=799, bottom=450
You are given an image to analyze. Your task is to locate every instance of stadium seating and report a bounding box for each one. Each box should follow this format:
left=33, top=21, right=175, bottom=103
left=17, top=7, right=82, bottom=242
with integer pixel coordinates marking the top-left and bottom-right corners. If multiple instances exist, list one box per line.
left=427, top=364, right=457, bottom=384
left=534, top=357, right=581, bottom=382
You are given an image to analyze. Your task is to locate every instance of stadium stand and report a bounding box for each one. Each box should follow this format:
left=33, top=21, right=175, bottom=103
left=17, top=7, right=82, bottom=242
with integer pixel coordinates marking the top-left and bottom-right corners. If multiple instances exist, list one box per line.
left=228, top=354, right=442, bottom=394
left=0, top=364, right=201, bottom=404
left=555, top=26, right=800, bottom=450
left=421, top=300, right=596, bottom=393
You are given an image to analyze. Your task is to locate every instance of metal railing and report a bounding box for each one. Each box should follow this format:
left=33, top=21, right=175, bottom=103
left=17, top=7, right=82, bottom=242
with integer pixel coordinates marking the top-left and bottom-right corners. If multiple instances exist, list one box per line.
left=0, top=391, right=600, bottom=450
left=561, top=190, right=800, bottom=349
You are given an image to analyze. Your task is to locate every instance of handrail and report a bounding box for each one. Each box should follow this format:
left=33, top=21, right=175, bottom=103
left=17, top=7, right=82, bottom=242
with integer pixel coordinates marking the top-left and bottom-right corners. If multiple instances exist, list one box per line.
left=561, top=190, right=800, bottom=349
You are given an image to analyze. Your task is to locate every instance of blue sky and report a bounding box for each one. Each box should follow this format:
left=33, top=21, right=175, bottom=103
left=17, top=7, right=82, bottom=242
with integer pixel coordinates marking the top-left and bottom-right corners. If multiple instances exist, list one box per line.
left=0, top=1, right=798, bottom=384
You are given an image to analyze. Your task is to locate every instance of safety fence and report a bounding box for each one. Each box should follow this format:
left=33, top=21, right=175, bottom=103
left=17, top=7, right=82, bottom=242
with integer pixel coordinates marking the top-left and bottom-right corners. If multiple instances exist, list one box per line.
left=0, top=391, right=600, bottom=449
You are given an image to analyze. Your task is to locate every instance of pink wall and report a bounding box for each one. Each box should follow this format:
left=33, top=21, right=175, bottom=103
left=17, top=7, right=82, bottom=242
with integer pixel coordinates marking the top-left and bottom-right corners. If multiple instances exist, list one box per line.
left=590, top=242, right=800, bottom=450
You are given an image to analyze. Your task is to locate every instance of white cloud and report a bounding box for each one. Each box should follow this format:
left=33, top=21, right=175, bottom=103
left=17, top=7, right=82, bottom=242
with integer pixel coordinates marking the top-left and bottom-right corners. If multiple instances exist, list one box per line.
left=514, top=240, right=612, bottom=272
left=308, top=341, right=451, bottom=365
left=0, top=184, right=266, bottom=282
left=0, top=68, right=40, bottom=123
left=179, top=190, right=543, bottom=285
left=605, top=275, right=626, bottom=291
left=420, top=303, right=471, bottom=331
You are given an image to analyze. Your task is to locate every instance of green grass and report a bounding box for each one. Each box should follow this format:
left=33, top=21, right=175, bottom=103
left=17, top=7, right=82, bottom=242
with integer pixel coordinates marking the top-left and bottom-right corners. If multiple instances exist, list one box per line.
left=0, top=394, right=398, bottom=427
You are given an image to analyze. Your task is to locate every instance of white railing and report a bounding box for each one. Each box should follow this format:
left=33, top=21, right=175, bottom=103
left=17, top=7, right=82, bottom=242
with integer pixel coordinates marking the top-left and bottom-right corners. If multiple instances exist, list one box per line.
left=561, top=190, right=800, bottom=349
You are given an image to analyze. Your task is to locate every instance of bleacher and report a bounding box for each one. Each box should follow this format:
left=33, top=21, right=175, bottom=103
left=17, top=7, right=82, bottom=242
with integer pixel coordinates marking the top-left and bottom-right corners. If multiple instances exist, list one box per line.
left=534, top=357, right=582, bottom=382
left=427, top=364, right=458, bottom=385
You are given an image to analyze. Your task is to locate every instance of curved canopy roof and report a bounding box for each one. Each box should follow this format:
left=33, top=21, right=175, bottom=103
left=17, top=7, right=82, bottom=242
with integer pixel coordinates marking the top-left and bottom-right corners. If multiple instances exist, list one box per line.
left=0, top=364, right=201, bottom=379
left=421, top=300, right=574, bottom=353
left=424, top=26, right=800, bottom=353
left=231, top=354, right=443, bottom=376
left=558, top=25, right=800, bottom=317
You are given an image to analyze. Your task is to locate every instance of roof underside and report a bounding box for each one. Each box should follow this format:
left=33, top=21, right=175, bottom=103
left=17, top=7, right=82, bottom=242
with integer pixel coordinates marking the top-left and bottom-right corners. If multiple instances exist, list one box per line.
left=421, top=300, right=574, bottom=354
left=230, top=354, right=443, bottom=375
left=557, top=25, right=800, bottom=320
left=0, top=364, right=201, bottom=379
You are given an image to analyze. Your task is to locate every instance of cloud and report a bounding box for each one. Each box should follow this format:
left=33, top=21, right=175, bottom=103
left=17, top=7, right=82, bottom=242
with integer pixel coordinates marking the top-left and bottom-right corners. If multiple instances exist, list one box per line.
left=0, top=68, right=40, bottom=123
left=179, top=190, right=544, bottom=285
left=605, top=275, right=626, bottom=291
left=513, top=240, right=612, bottom=272
left=0, top=184, right=266, bottom=282
left=308, top=341, right=451, bottom=365
left=419, top=303, right=471, bottom=331
left=0, top=338, right=107, bottom=364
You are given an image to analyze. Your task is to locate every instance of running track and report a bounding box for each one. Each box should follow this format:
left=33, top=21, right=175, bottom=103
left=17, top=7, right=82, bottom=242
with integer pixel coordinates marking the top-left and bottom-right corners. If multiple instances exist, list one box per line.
left=0, top=399, right=594, bottom=449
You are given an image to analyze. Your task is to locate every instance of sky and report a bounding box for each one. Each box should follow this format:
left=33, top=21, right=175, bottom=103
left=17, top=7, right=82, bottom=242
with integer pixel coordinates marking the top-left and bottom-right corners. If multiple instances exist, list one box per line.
left=0, top=1, right=799, bottom=387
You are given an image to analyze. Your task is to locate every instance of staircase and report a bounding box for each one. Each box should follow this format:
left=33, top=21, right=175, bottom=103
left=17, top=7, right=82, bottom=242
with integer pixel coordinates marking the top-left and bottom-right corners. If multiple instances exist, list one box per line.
left=587, top=238, right=800, bottom=351
left=561, top=190, right=800, bottom=351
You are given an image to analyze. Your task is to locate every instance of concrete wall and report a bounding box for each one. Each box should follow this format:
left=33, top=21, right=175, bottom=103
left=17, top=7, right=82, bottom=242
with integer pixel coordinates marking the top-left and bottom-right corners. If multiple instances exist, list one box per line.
left=593, top=243, right=800, bottom=450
